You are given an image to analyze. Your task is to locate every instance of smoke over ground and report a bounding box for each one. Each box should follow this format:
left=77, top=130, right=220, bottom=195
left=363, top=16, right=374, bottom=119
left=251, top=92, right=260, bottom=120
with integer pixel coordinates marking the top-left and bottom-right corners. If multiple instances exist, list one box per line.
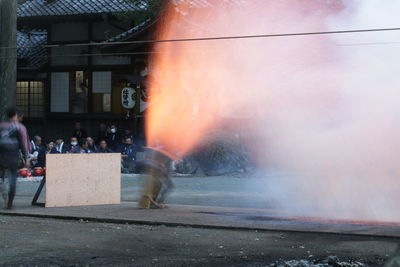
left=147, top=0, right=400, bottom=221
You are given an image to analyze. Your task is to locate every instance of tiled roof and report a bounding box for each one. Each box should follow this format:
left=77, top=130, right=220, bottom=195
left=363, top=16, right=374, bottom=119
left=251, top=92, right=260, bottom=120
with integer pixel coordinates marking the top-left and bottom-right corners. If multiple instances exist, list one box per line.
left=105, top=18, right=153, bottom=43
left=17, top=30, right=47, bottom=70
left=17, top=0, right=146, bottom=18
left=104, top=1, right=248, bottom=44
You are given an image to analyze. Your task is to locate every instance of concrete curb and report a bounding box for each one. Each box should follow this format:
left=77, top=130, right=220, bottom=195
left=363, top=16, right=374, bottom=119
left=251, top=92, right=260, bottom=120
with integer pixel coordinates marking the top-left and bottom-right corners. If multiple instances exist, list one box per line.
left=2, top=203, right=400, bottom=239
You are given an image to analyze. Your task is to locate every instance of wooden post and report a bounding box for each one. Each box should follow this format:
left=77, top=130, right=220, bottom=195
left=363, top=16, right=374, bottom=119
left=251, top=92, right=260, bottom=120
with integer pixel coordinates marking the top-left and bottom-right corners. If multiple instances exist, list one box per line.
left=134, top=84, right=141, bottom=135
left=0, top=0, right=17, bottom=121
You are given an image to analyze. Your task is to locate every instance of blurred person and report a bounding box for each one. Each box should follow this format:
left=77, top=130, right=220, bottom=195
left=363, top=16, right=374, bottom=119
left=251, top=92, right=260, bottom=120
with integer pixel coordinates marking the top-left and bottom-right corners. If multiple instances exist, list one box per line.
left=19, top=113, right=31, bottom=152
left=0, top=107, right=30, bottom=209
left=51, top=138, right=68, bottom=154
left=96, top=140, right=113, bottom=153
left=17, top=112, right=24, bottom=123
left=72, top=122, right=87, bottom=139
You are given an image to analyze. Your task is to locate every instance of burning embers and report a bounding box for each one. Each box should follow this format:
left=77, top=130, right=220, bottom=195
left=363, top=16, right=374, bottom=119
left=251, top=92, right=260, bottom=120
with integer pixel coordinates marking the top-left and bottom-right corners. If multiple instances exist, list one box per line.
left=137, top=148, right=174, bottom=209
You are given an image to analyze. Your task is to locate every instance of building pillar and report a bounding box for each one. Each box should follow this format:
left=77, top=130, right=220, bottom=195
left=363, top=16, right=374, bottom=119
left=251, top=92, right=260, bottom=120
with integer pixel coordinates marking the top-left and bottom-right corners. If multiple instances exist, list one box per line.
left=0, top=0, right=17, bottom=121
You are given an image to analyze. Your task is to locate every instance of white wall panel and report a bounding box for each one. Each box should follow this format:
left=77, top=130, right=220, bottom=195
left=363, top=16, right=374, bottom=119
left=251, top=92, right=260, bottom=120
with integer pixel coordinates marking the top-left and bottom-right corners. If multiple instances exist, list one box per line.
left=92, top=71, right=112, bottom=93
left=51, top=72, right=69, bottom=112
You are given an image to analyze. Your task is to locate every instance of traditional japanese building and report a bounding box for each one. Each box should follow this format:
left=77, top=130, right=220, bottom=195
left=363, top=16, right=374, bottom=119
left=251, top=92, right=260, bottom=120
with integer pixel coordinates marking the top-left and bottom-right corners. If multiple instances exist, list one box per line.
left=16, top=0, right=153, bottom=141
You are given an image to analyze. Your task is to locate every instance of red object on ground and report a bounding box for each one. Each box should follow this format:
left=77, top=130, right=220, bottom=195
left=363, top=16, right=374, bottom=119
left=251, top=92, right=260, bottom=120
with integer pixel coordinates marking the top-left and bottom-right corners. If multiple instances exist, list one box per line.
left=19, top=168, right=29, bottom=177
left=33, top=167, right=43, bottom=176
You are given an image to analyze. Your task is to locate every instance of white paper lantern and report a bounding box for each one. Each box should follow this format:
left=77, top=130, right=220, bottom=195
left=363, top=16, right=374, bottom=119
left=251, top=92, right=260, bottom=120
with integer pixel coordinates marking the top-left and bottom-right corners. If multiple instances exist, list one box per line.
left=121, top=87, right=136, bottom=109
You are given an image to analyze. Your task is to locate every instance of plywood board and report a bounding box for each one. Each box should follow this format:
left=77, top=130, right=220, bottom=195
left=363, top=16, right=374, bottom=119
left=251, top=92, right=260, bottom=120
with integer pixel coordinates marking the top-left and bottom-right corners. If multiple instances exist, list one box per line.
left=45, top=154, right=121, bottom=208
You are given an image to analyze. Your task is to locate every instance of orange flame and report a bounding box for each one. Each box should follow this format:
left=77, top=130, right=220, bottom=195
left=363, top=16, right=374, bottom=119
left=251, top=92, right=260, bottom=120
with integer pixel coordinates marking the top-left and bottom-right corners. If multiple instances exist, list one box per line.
left=146, top=0, right=343, bottom=158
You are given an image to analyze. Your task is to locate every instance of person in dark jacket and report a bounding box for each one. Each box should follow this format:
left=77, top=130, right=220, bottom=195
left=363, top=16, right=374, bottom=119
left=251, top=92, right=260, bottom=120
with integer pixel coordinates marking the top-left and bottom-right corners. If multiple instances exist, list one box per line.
left=72, top=122, right=87, bottom=139
left=107, top=125, right=121, bottom=151
left=121, top=137, right=136, bottom=173
left=30, top=136, right=45, bottom=168
left=72, top=138, right=95, bottom=154
left=30, top=136, right=41, bottom=153
left=51, top=138, right=69, bottom=154
left=122, top=128, right=134, bottom=143
left=96, top=140, right=113, bottom=153
left=46, top=141, right=55, bottom=154
left=87, top=137, right=97, bottom=152
left=69, top=137, right=79, bottom=153
left=0, top=107, right=31, bottom=209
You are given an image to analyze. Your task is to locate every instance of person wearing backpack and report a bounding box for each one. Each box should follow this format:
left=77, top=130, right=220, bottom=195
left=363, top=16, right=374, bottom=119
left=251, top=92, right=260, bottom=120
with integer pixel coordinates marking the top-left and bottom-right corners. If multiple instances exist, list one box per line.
left=0, top=107, right=31, bottom=209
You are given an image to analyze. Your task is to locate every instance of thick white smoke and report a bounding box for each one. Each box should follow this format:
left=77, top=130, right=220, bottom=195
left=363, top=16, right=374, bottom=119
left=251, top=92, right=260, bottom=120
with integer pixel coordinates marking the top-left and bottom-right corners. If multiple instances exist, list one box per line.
left=149, top=0, right=400, bottom=221
left=255, top=0, right=400, bottom=221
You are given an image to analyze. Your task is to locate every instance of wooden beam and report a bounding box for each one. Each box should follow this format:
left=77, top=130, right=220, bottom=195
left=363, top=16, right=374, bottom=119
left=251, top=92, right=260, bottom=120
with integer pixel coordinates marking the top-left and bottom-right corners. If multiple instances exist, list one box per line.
left=0, top=0, right=17, bottom=121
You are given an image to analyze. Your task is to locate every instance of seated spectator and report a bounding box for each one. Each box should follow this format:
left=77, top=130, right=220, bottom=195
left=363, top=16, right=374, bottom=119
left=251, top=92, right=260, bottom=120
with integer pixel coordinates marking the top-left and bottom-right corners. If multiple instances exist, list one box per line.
left=122, top=128, right=134, bottom=143
left=69, top=137, right=79, bottom=153
left=46, top=141, right=55, bottom=154
left=72, top=138, right=94, bottom=154
left=30, top=136, right=45, bottom=168
left=96, top=140, right=113, bottom=153
left=72, top=122, right=87, bottom=139
left=30, top=136, right=42, bottom=152
left=107, top=124, right=121, bottom=151
left=121, top=137, right=136, bottom=173
left=50, top=138, right=69, bottom=154
left=87, top=137, right=97, bottom=152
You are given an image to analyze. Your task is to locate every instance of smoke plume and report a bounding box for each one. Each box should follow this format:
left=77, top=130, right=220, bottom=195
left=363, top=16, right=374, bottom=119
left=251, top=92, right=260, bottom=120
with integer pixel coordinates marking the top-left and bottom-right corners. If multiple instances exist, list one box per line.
left=147, top=0, right=400, bottom=221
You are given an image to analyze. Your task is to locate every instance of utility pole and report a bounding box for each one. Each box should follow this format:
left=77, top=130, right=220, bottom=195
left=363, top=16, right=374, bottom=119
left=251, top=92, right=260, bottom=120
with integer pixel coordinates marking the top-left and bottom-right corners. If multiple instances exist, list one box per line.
left=0, top=0, right=17, bottom=121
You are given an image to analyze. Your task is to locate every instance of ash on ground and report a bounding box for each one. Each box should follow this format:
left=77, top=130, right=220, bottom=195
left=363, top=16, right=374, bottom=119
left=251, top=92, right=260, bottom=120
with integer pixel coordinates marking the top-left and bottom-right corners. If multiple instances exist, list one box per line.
left=270, top=256, right=368, bottom=267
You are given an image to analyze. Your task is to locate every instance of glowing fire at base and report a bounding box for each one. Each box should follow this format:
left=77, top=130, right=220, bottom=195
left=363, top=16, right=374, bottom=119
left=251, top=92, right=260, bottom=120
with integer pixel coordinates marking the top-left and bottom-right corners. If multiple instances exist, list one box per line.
left=137, top=148, right=174, bottom=209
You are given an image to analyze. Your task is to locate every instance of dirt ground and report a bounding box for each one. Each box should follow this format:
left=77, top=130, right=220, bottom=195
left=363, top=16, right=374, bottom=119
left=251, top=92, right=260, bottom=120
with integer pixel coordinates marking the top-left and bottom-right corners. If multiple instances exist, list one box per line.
left=0, top=215, right=398, bottom=266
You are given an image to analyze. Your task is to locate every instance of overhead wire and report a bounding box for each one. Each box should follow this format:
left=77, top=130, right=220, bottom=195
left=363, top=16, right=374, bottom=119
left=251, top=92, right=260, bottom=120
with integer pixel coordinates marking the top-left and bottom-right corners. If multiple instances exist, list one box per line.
left=1, top=27, right=399, bottom=61
left=2, top=26, right=400, bottom=51
left=4, top=41, right=400, bottom=60
left=338, top=41, right=400, bottom=46
left=0, top=51, right=156, bottom=60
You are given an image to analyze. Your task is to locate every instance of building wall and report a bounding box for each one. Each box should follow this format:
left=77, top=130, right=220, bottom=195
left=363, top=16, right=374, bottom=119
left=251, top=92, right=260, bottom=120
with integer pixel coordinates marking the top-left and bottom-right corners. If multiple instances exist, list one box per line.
left=92, top=21, right=131, bottom=41
left=51, top=23, right=89, bottom=42
left=19, top=18, right=147, bottom=144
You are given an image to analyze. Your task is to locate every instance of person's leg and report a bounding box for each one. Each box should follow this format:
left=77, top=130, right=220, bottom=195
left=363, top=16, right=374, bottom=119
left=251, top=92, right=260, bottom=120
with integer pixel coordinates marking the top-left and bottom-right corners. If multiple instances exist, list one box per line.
left=126, top=160, right=136, bottom=173
left=0, top=169, right=7, bottom=208
left=121, top=160, right=127, bottom=173
left=7, top=168, right=17, bottom=209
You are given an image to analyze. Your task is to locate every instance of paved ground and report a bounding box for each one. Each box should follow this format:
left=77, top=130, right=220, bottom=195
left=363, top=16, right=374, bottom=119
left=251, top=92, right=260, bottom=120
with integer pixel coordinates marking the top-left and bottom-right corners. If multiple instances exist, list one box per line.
left=2, top=174, right=400, bottom=266
left=0, top=215, right=398, bottom=266
left=8, top=174, right=400, bottom=236
left=5, top=201, right=400, bottom=238
left=16, top=173, right=275, bottom=209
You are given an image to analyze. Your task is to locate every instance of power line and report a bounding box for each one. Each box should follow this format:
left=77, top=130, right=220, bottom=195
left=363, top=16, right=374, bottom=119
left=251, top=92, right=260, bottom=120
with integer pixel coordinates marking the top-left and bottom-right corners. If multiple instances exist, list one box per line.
left=1, top=40, right=399, bottom=61
left=0, top=51, right=156, bottom=60
left=338, top=41, right=400, bottom=46
left=4, top=27, right=400, bottom=51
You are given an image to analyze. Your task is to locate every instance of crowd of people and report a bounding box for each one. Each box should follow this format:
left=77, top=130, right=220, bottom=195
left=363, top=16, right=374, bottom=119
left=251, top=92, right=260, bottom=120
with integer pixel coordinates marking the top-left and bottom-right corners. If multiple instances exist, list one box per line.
left=0, top=107, right=142, bottom=209
left=31, top=122, right=139, bottom=173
